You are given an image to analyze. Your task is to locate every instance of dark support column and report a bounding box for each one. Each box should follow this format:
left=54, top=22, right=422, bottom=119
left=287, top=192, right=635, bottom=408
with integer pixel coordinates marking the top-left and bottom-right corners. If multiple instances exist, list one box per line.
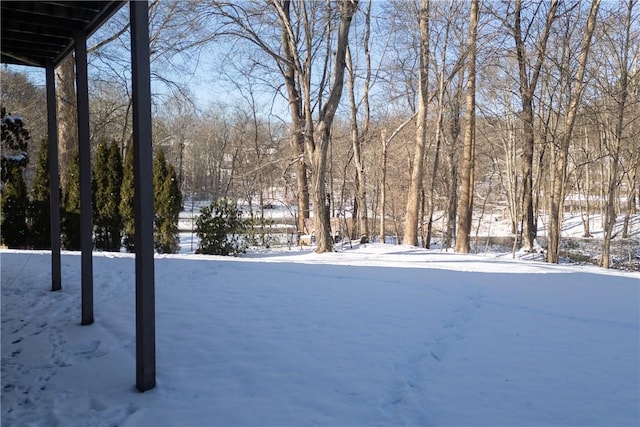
left=46, top=63, right=62, bottom=292
left=130, top=0, right=156, bottom=392
left=74, top=33, right=94, bottom=326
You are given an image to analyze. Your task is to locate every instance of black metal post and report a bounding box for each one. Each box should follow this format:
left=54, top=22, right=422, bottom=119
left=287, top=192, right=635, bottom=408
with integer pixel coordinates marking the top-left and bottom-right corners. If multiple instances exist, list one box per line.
left=74, top=33, right=93, bottom=326
left=46, top=63, right=62, bottom=292
left=130, top=0, right=156, bottom=392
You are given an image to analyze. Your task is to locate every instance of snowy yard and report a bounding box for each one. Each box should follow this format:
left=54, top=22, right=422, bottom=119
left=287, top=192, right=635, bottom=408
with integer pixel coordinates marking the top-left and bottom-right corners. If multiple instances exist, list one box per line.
left=2, top=245, right=639, bottom=426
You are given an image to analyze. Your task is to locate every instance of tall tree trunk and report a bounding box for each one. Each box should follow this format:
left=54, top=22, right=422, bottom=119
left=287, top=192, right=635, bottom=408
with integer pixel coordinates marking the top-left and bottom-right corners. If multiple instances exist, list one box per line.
left=445, top=75, right=463, bottom=250
left=425, top=114, right=442, bottom=249
left=579, top=128, right=593, bottom=237
left=622, top=159, right=638, bottom=237
left=547, top=0, right=600, bottom=263
left=602, top=0, right=633, bottom=268
left=513, top=0, right=559, bottom=252
left=455, top=0, right=479, bottom=254
left=307, top=0, right=357, bottom=253
left=426, top=0, right=455, bottom=249
left=403, top=0, right=430, bottom=246
left=380, top=129, right=388, bottom=243
left=345, top=0, right=371, bottom=243
left=56, top=54, right=77, bottom=190
left=279, top=0, right=310, bottom=234
left=347, top=74, right=369, bottom=242
left=379, top=114, right=418, bottom=244
left=359, top=0, right=372, bottom=242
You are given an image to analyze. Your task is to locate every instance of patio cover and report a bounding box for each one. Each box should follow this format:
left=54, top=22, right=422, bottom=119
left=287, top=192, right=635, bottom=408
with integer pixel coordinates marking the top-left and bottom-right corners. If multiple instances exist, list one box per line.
left=1, top=1, right=157, bottom=392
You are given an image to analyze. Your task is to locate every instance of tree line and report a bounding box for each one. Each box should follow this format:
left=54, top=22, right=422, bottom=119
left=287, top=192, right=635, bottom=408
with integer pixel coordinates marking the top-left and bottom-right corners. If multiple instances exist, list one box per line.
left=2, top=0, right=638, bottom=267
left=1, top=110, right=182, bottom=253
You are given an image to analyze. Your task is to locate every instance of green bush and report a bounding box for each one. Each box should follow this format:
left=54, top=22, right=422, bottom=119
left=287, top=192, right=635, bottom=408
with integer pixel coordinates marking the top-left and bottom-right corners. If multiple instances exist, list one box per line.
left=153, top=149, right=182, bottom=254
left=93, top=141, right=123, bottom=252
left=120, top=146, right=135, bottom=252
left=196, top=199, right=249, bottom=256
left=62, top=149, right=81, bottom=250
left=1, top=163, right=29, bottom=248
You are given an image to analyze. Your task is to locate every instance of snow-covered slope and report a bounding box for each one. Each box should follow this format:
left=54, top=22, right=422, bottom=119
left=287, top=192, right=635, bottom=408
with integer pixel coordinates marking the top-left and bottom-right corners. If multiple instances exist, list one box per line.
left=2, top=245, right=639, bottom=426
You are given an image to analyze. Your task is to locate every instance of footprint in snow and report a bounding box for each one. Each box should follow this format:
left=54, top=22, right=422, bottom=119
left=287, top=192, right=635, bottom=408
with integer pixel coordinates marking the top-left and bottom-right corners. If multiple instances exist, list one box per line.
left=71, top=340, right=107, bottom=359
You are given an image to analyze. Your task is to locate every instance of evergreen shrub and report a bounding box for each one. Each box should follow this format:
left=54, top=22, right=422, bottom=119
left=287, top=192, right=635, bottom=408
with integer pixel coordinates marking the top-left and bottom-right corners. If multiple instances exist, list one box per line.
left=120, top=146, right=135, bottom=252
left=62, top=150, right=81, bottom=250
left=93, top=141, right=123, bottom=251
left=153, top=149, right=182, bottom=253
left=1, top=164, right=29, bottom=247
left=196, top=199, right=249, bottom=256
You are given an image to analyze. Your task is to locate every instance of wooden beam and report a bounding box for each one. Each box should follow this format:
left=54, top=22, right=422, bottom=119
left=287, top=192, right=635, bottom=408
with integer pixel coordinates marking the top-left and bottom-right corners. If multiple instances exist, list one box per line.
left=130, top=0, right=156, bottom=392
left=46, top=63, right=61, bottom=292
left=74, top=33, right=93, bottom=326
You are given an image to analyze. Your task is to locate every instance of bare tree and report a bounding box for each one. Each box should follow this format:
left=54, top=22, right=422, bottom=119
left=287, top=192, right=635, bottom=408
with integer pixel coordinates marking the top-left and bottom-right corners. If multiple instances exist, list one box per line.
left=276, top=0, right=310, bottom=234
left=378, top=115, right=416, bottom=243
left=455, top=0, right=479, bottom=254
left=512, top=0, right=559, bottom=252
left=88, top=0, right=213, bottom=150
left=424, top=0, right=464, bottom=249
left=345, top=0, right=372, bottom=243
left=597, top=0, right=637, bottom=268
left=547, top=0, right=600, bottom=263
left=403, top=0, right=430, bottom=246
left=305, top=1, right=359, bottom=252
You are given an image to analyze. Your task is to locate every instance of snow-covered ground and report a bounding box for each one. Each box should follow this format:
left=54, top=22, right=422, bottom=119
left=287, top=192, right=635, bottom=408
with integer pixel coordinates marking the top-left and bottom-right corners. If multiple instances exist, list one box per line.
left=180, top=201, right=640, bottom=270
left=2, top=244, right=639, bottom=426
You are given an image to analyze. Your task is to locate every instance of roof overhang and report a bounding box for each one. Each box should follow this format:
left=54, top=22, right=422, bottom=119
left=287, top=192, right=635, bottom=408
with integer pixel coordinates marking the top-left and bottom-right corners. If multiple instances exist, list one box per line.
left=1, top=1, right=126, bottom=68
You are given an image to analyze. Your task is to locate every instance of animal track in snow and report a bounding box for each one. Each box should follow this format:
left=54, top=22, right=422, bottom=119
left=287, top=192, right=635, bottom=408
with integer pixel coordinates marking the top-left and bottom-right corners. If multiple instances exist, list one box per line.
left=385, top=291, right=485, bottom=413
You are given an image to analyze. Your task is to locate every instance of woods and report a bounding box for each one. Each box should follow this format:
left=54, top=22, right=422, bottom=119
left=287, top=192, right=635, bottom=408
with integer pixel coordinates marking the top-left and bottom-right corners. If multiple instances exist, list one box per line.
left=1, top=0, right=638, bottom=266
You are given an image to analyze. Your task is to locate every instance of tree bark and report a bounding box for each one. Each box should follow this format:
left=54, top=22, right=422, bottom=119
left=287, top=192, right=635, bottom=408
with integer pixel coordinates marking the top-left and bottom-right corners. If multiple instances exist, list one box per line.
left=513, top=0, right=559, bottom=252
left=426, top=0, right=456, bottom=249
left=403, top=0, right=430, bottom=246
left=455, top=0, right=479, bottom=254
left=307, top=0, right=358, bottom=253
left=602, top=0, right=633, bottom=268
left=547, top=0, right=600, bottom=263
left=279, top=0, right=310, bottom=234
left=379, top=114, right=417, bottom=244
left=345, top=0, right=371, bottom=243
left=380, top=129, right=388, bottom=243
left=56, top=54, right=77, bottom=190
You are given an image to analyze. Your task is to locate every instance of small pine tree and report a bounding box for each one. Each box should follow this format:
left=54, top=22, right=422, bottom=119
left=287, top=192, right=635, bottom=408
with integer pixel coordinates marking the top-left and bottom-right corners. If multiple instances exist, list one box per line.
left=28, top=138, right=51, bottom=249
left=167, top=164, right=182, bottom=225
left=93, top=141, right=123, bottom=251
left=120, top=145, right=135, bottom=252
left=159, top=164, right=182, bottom=253
left=153, top=149, right=182, bottom=253
left=93, top=141, right=109, bottom=249
left=62, top=149, right=81, bottom=250
left=106, top=142, right=123, bottom=250
left=153, top=148, right=168, bottom=252
left=1, top=163, right=29, bottom=248
left=196, top=199, right=249, bottom=256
